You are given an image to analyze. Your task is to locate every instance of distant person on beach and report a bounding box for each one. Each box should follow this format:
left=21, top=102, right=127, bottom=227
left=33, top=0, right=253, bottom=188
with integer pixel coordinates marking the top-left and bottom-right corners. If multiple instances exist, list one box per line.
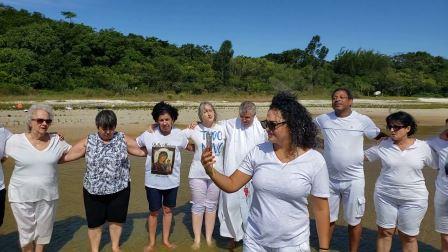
left=201, top=92, right=331, bottom=251
left=136, top=101, right=192, bottom=251
left=314, top=88, right=384, bottom=252
left=4, top=104, right=71, bottom=252
left=0, top=124, right=12, bottom=229
left=182, top=102, right=226, bottom=250
left=427, top=126, right=448, bottom=252
left=365, top=111, right=435, bottom=252
left=60, top=110, right=147, bottom=252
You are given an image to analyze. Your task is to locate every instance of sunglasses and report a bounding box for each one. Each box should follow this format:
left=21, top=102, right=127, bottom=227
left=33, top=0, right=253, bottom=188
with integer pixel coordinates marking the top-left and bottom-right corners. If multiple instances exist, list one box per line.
left=32, top=118, right=53, bottom=124
left=260, top=120, right=287, bottom=131
left=386, top=124, right=407, bottom=131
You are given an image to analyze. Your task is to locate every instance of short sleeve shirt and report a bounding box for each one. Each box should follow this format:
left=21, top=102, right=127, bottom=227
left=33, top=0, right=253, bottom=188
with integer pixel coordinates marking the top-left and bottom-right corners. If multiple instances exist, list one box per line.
left=5, top=133, right=71, bottom=202
left=182, top=124, right=226, bottom=179
left=136, top=128, right=188, bottom=189
left=0, top=127, right=13, bottom=190
left=314, top=111, right=380, bottom=180
left=365, top=138, right=434, bottom=200
left=238, top=142, right=329, bottom=247
left=427, top=137, right=448, bottom=197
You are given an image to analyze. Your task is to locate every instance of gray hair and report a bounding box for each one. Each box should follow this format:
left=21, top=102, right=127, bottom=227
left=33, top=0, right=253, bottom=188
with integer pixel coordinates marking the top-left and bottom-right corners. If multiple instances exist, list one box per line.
left=95, top=110, right=117, bottom=129
left=239, top=101, right=256, bottom=116
left=198, top=101, right=217, bottom=123
left=26, top=103, right=54, bottom=131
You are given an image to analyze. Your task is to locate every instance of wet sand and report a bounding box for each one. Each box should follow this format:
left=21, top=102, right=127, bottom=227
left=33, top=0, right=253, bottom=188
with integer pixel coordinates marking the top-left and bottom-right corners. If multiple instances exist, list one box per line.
left=0, top=106, right=447, bottom=251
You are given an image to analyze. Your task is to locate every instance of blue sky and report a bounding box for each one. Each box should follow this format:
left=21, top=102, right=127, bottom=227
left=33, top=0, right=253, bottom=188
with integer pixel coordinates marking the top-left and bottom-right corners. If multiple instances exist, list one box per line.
left=2, top=0, right=447, bottom=60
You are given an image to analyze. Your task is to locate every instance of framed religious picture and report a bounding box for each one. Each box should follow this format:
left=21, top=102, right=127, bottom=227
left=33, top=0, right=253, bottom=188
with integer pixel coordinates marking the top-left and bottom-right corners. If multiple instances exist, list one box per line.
left=151, top=146, right=175, bottom=175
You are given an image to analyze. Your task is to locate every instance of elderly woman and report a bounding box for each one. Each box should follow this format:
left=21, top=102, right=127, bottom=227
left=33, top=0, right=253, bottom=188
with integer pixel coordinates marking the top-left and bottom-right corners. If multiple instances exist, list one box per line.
left=364, top=111, right=435, bottom=252
left=5, top=104, right=71, bottom=252
left=0, top=124, right=12, bottom=228
left=182, top=102, right=226, bottom=249
left=61, top=110, right=146, bottom=252
left=136, top=101, right=191, bottom=251
left=201, top=92, right=331, bottom=252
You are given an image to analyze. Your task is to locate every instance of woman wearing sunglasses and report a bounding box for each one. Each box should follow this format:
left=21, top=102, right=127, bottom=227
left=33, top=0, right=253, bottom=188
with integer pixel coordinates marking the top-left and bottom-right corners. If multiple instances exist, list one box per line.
left=4, top=104, right=71, bottom=252
left=364, top=111, right=435, bottom=252
left=201, top=92, right=330, bottom=252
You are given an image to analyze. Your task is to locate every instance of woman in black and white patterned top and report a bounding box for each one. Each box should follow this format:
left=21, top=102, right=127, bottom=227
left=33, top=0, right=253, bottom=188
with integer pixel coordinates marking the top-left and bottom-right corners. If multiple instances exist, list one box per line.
left=61, top=110, right=147, bottom=252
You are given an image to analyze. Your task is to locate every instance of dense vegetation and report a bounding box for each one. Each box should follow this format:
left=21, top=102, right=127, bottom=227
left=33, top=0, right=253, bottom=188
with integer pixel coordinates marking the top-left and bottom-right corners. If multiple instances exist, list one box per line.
left=0, top=4, right=447, bottom=97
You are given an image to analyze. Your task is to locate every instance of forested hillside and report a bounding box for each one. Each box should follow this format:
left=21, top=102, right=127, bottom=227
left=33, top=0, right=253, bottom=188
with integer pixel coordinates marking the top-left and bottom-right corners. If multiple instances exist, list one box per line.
left=0, top=4, right=447, bottom=97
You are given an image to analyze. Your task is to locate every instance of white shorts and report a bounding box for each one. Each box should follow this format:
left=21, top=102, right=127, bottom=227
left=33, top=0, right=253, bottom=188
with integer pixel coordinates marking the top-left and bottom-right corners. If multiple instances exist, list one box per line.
left=10, top=200, right=57, bottom=247
left=243, top=234, right=310, bottom=252
left=435, top=189, right=448, bottom=234
left=329, top=178, right=365, bottom=226
left=374, top=191, right=427, bottom=236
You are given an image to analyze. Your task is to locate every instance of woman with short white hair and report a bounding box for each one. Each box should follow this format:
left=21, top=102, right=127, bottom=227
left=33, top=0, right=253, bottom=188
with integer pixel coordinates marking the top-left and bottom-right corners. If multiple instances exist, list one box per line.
left=5, top=104, right=71, bottom=252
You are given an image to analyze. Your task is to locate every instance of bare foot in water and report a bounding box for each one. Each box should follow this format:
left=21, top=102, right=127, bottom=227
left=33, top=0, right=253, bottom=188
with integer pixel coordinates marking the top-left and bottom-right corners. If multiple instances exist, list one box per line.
left=191, top=241, right=200, bottom=250
left=143, top=244, right=156, bottom=252
left=112, top=246, right=122, bottom=252
left=206, top=239, right=215, bottom=247
left=162, top=241, right=177, bottom=250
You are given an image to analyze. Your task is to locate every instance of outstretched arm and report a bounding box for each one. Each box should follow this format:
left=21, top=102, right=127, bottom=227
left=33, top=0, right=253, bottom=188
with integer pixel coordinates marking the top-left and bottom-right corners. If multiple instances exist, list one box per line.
left=125, top=135, right=147, bottom=157
left=201, top=147, right=251, bottom=193
left=59, top=137, right=87, bottom=163
left=311, top=195, right=330, bottom=252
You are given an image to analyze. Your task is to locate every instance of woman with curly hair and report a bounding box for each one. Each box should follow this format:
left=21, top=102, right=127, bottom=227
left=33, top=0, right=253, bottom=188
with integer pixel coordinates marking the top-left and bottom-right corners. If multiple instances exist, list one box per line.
left=201, top=92, right=331, bottom=252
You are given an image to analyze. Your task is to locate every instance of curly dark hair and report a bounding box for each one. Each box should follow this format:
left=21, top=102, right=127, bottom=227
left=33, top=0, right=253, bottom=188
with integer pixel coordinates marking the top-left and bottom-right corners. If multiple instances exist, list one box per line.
left=269, top=91, right=317, bottom=149
left=386, top=111, right=417, bottom=136
left=152, top=101, right=179, bottom=122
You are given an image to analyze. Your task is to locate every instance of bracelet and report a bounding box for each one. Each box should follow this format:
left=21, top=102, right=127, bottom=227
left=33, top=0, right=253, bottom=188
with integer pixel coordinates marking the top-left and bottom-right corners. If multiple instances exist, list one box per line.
left=319, top=248, right=329, bottom=251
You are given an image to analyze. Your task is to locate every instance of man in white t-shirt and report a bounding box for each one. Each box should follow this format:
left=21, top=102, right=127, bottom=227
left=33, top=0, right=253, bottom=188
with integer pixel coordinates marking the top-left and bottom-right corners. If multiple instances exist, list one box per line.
left=218, top=101, right=266, bottom=248
left=0, top=126, right=13, bottom=228
left=314, top=88, right=383, bottom=252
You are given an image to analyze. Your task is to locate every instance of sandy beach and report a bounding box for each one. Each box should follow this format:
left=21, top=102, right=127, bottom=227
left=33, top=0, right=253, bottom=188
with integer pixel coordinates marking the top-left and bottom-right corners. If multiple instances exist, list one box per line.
left=0, top=101, right=447, bottom=251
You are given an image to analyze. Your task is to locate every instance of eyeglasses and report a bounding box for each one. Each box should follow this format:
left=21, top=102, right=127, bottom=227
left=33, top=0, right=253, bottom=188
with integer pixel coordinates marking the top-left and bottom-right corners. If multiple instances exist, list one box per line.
left=32, top=118, right=52, bottom=124
left=386, top=124, right=407, bottom=131
left=260, top=120, right=287, bottom=131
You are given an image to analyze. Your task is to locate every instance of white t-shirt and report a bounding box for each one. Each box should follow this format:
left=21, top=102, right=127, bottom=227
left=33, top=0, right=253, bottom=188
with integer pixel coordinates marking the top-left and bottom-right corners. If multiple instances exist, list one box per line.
left=136, top=128, right=188, bottom=190
left=365, top=138, right=435, bottom=200
left=5, top=133, right=71, bottom=202
left=314, top=111, right=380, bottom=180
left=427, top=137, right=448, bottom=197
left=0, top=127, right=13, bottom=190
left=182, top=124, right=226, bottom=179
left=238, top=142, right=330, bottom=247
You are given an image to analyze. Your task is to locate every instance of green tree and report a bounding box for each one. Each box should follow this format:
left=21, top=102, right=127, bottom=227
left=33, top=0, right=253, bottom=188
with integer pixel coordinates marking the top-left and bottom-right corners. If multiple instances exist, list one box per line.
left=61, top=11, right=76, bottom=23
left=213, top=40, right=234, bottom=87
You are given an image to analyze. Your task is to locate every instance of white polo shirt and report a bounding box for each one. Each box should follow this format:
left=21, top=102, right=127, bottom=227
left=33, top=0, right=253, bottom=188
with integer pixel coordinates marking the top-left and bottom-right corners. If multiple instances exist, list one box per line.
left=314, top=111, right=379, bottom=181
left=0, top=127, right=13, bottom=190
left=136, top=128, right=189, bottom=190
left=238, top=142, right=330, bottom=247
left=365, top=138, right=435, bottom=200
left=427, top=137, right=448, bottom=197
left=182, top=124, right=226, bottom=179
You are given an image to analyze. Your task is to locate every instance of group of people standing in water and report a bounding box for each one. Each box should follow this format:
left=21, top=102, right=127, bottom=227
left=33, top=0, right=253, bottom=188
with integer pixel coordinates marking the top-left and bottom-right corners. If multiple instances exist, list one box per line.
left=0, top=88, right=447, bottom=252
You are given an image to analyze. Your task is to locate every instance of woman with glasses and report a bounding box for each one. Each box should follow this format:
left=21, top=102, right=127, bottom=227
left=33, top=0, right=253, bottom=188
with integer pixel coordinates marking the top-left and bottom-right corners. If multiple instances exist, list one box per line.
left=201, top=92, right=331, bottom=252
left=364, top=111, right=435, bottom=252
left=4, top=104, right=71, bottom=252
left=427, top=131, right=448, bottom=251
left=60, top=110, right=147, bottom=252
